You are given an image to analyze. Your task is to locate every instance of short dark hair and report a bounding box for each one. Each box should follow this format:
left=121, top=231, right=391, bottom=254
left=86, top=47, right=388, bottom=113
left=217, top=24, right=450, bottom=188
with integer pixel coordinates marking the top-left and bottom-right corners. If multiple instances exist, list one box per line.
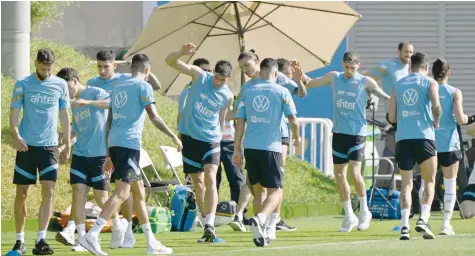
left=237, top=49, right=259, bottom=62
left=96, top=50, right=116, bottom=61
left=214, top=60, right=232, bottom=77
left=411, top=52, right=430, bottom=70
left=57, top=67, right=80, bottom=82
left=192, top=58, right=210, bottom=68
left=260, top=58, right=278, bottom=72
left=343, top=51, right=359, bottom=64
left=37, top=48, right=55, bottom=64
left=131, top=54, right=151, bottom=73
left=276, top=58, right=289, bottom=72
left=432, top=58, right=450, bottom=80
left=398, top=41, right=413, bottom=51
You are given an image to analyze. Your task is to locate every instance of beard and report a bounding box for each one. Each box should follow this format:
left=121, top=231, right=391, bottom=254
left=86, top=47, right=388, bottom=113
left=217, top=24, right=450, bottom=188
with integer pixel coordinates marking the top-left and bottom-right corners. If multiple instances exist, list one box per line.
left=36, top=69, right=48, bottom=81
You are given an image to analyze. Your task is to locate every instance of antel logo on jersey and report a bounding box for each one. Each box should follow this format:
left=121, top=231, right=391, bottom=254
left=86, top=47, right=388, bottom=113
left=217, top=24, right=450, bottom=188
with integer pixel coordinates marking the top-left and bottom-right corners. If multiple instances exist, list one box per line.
left=31, top=93, right=57, bottom=105
left=252, top=95, right=270, bottom=112
left=403, top=89, right=418, bottom=106
left=114, top=91, right=128, bottom=108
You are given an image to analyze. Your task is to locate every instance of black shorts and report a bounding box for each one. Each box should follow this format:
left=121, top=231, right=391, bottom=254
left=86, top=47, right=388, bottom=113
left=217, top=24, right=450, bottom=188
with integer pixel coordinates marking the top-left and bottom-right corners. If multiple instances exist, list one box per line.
left=438, top=151, right=462, bottom=168
left=70, top=155, right=110, bottom=191
left=181, top=134, right=220, bottom=174
left=396, top=139, right=437, bottom=171
left=13, top=146, right=59, bottom=185
left=281, top=137, right=290, bottom=146
left=109, top=146, right=141, bottom=185
left=332, top=133, right=366, bottom=164
left=244, top=149, right=284, bottom=189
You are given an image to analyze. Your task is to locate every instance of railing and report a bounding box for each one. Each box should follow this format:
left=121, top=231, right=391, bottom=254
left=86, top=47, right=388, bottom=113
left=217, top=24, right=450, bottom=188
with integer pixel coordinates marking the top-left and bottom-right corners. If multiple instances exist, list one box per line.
left=288, top=117, right=334, bottom=176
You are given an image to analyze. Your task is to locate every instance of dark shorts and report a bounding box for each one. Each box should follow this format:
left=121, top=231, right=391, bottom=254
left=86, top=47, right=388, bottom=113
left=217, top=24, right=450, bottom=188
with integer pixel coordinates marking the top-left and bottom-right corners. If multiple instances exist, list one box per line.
left=109, top=146, right=141, bottom=185
left=438, top=151, right=462, bottom=168
left=70, top=155, right=110, bottom=191
left=396, top=139, right=437, bottom=171
left=281, top=137, right=290, bottom=146
left=13, top=146, right=59, bottom=185
left=181, top=134, right=220, bottom=174
left=332, top=133, right=366, bottom=164
left=244, top=149, right=284, bottom=189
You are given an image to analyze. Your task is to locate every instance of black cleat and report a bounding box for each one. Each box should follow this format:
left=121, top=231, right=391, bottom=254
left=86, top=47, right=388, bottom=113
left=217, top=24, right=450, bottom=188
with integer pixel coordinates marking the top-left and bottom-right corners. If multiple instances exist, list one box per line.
left=32, top=239, right=54, bottom=255
left=12, top=240, right=27, bottom=255
left=276, top=219, right=297, bottom=231
left=415, top=218, right=435, bottom=240
left=197, top=224, right=216, bottom=243
left=399, top=226, right=411, bottom=240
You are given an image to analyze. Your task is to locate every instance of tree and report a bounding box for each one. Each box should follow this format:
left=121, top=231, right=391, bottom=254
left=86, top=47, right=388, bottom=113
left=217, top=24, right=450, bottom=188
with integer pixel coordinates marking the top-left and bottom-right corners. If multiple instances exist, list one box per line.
left=31, top=1, right=77, bottom=30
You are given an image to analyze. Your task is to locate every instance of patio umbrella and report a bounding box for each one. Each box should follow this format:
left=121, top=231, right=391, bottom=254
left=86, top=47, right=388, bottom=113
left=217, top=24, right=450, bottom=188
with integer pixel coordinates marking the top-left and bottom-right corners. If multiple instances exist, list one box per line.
left=125, top=1, right=361, bottom=96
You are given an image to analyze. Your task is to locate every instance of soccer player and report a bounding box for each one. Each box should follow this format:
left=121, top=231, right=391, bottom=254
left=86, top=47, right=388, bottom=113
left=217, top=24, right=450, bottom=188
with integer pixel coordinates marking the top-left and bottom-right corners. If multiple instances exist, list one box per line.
left=232, top=58, right=301, bottom=247
left=292, top=51, right=390, bottom=232
left=55, top=68, right=123, bottom=251
left=431, top=59, right=475, bottom=234
left=78, top=54, right=181, bottom=255
left=10, top=48, right=71, bottom=255
left=166, top=43, right=234, bottom=243
left=387, top=52, right=442, bottom=240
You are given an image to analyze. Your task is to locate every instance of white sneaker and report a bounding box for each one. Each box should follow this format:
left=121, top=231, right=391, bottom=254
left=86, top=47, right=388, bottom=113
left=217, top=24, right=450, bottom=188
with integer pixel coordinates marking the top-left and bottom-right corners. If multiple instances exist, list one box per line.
left=78, top=234, right=108, bottom=255
left=120, top=219, right=136, bottom=248
left=266, top=224, right=277, bottom=240
left=338, top=214, right=359, bottom=232
left=56, top=227, right=75, bottom=246
left=110, top=224, right=126, bottom=249
left=71, top=241, right=87, bottom=252
left=146, top=240, right=173, bottom=255
left=439, top=225, right=455, bottom=235
left=357, top=210, right=372, bottom=231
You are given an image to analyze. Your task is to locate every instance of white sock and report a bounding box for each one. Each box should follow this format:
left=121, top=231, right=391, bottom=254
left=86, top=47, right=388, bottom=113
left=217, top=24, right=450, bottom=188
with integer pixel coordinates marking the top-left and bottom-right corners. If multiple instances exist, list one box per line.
left=199, top=214, right=206, bottom=225
left=89, top=217, right=106, bottom=238
left=257, top=213, right=267, bottom=225
left=67, top=220, right=76, bottom=230
left=77, top=224, right=86, bottom=237
left=359, top=196, right=369, bottom=212
left=127, top=221, right=133, bottom=234
left=237, top=212, right=243, bottom=221
left=141, top=223, right=156, bottom=244
left=420, top=204, right=431, bottom=223
left=16, top=232, right=25, bottom=243
left=268, top=213, right=280, bottom=228
left=343, top=200, right=355, bottom=216
left=401, top=209, right=410, bottom=229
left=36, top=230, right=46, bottom=242
left=418, top=180, right=425, bottom=202
left=205, top=214, right=215, bottom=227
left=443, top=177, right=457, bottom=226
left=111, top=218, right=121, bottom=230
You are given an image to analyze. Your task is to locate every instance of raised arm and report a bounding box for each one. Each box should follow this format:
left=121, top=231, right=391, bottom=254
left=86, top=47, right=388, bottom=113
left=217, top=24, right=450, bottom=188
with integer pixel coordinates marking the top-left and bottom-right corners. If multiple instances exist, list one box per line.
left=363, top=64, right=388, bottom=81
left=429, top=79, right=442, bottom=128
left=165, top=43, right=205, bottom=80
left=365, top=76, right=390, bottom=100
left=290, top=59, right=335, bottom=89
left=147, top=72, right=161, bottom=91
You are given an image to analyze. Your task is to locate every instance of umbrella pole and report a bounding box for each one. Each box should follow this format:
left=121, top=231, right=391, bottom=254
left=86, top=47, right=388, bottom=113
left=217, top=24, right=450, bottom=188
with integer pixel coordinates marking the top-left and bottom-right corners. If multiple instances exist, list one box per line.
left=233, top=2, right=246, bottom=86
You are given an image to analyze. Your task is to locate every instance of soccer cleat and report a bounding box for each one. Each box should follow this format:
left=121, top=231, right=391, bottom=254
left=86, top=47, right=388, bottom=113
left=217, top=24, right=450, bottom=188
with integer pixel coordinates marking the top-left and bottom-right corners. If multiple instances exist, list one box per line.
left=276, top=219, right=297, bottom=231
left=55, top=228, right=75, bottom=246
left=357, top=210, right=372, bottom=231
left=229, top=216, right=247, bottom=232
left=266, top=224, right=277, bottom=240
left=338, top=214, right=359, bottom=232
left=399, top=226, right=411, bottom=240
left=415, top=218, right=435, bottom=240
left=197, top=225, right=216, bottom=243
left=110, top=220, right=125, bottom=249
left=78, top=234, right=108, bottom=255
left=146, top=240, right=173, bottom=255
left=12, top=240, right=27, bottom=255
left=439, top=225, right=455, bottom=236
left=249, top=217, right=267, bottom=247
left=71, top=241, right=87, bottom=252
left=32, top=239, right=54, bottom=255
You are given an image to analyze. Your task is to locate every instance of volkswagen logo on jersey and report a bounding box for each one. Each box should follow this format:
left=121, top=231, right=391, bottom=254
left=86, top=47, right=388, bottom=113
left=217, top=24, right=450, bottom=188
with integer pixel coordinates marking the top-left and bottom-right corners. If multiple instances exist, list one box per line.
left=114, top=91, right=128, bottom=108
left=403, top=88, right=418, bottom=106
left=252, top=95, right=270, bottom=112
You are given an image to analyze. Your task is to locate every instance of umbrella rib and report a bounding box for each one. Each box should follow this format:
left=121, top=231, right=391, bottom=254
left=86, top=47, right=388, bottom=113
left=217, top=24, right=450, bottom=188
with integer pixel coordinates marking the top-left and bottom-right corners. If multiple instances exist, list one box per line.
left=242, top=2, right=261, bottom=30
left=164, top=2, right=234, bottom=94
left=208, top=32, right=238, bottom=37
left=245, top=23, right=270, bottom=33
left=127, top=2, right=229, bottom=57
left=243, top=4, right=280, bottom=31
left=238, top=2, right=328, bottom=65
left=201, top=2, right=238, bottom=31
left=159, top=1, right=214, bottom=10
left=191, top=21, right=236, bottom=33
left=260, top=1, right=361, bottom=17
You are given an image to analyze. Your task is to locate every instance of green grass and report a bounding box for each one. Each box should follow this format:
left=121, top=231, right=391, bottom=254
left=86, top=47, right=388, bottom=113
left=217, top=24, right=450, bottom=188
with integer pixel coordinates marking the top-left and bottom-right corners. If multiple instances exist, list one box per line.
left=2, top=214, right=475, bottom=255
left=1, top=38, right=340, bottom=220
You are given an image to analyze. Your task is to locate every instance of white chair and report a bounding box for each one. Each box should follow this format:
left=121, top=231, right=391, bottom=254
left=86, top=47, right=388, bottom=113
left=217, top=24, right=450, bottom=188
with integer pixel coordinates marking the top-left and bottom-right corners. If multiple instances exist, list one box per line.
left=362, top=141, right=401, bottom=190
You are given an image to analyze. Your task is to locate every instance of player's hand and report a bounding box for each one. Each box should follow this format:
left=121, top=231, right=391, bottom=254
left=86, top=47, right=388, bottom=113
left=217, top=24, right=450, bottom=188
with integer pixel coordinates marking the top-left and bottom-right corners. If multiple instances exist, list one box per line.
left=232, top=151, right=243, bottom=168
left=13, top=135, right=28, bottom=152
left=104, top=157, right=113, bottom=177
left=71, top=99, right=90, bottom=108
left=172, top=135, right=183, bottom=152
left=180, top=43, right=197, bottom=56
left=290, top=60, right=303, bottom=81
left=59, top=144, right=71, bottom=164
left=433, top=119, right=440, bottom=129
left=293, top=136, right=302, bottom=148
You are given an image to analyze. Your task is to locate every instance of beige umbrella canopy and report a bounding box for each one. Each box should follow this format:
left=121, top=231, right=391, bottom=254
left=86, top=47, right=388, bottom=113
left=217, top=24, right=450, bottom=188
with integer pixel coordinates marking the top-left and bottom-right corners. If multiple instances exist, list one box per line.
left=125, top=1, right=361, bottom=96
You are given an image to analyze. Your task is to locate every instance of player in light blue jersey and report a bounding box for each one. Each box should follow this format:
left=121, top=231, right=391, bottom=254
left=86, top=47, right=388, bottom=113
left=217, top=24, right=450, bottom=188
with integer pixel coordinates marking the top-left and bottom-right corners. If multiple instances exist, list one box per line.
left=55, top=68, right=126, bottom=251
left=232, top=58, right=301, bottom=247
left=10, top=49, right=71, bottom=255
left=166, top=43, right=234, bottom=243
left=429, top=59, right=475, bottom=235
left=292, top=51, right=390, bottom=233
left=79, top=54, right=180, bottom=255
left=388, top=52, right=442, bottom=240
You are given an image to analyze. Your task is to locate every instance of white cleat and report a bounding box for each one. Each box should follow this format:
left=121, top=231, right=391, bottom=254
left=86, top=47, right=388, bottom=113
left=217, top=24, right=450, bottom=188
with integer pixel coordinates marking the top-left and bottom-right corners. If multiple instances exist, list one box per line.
left=110, top=224, right=126, bottom=249
left=439, top=225, right=456, bottom=236
left=357, top=210, right=372, bottom=231
left=71, top=241, right=87, bottom=252
left=78, top=234, right=108, bottom=255
left=338, top=214, right=359, bottom=232
left=56, top=227, right=75, bottom=246
left=266, top=224, right=277, bottom=240
left=120, top=219, right=136, bottom=248
left=146, top=240, right=173, bottom=255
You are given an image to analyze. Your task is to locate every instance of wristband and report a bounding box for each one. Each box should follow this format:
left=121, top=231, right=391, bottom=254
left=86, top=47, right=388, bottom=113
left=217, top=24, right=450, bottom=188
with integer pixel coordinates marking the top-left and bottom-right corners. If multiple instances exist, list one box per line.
left=466, top=115, right=475, bottom=125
